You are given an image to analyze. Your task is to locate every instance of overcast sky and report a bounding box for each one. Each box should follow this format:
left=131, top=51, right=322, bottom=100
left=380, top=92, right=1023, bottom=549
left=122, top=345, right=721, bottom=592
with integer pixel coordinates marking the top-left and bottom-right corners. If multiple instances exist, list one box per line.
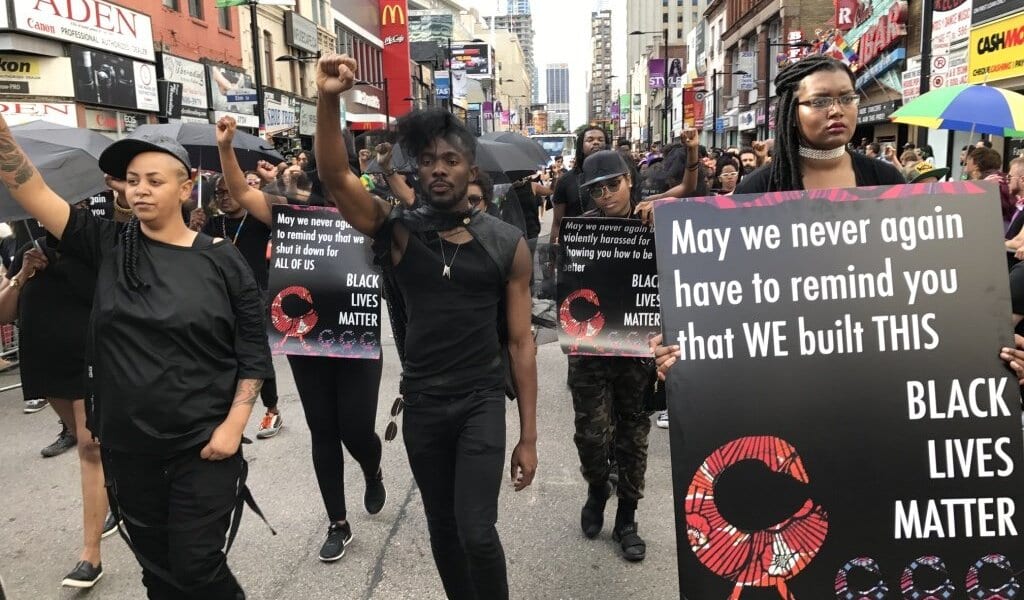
left=458, top=0, right=627, bottom=129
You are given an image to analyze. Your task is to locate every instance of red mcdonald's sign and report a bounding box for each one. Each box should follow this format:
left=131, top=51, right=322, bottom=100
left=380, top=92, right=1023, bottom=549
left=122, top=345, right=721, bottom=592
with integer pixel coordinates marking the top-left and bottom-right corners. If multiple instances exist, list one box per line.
left=379, top=0, right=411, bottom=124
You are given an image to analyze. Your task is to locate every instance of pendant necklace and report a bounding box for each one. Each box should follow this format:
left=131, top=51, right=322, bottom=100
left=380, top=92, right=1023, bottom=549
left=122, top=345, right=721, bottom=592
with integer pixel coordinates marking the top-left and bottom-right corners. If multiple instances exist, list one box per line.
left=438, top=235, right=462, bottom=280
left=221, top=212, right=248, bottom=245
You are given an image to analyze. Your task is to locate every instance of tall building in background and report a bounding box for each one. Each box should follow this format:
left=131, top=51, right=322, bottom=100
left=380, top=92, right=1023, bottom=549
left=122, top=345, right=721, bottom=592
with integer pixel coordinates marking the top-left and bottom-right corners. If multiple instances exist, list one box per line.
left=506, top=0, right=530, bottom=14
left=626, top=0, right=705, bottom=76
left=487, top=0, right=538, bottom=104
left=546, top=63, right=570, bottom=130
left=588, top=9, right=612, bottom=125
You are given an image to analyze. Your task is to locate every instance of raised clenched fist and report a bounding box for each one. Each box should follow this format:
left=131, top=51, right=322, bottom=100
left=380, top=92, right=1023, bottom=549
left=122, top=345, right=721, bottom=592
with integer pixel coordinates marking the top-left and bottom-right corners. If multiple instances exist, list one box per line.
left=316, top=54, right=358, bottom=97
left=216, top=116, right=237, bottom=147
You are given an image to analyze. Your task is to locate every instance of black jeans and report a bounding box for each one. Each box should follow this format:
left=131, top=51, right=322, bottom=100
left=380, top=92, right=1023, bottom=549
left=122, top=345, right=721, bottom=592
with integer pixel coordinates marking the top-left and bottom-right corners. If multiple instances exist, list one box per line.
left=288, top=355, right=383, bottom=522
left=403, top=390, right=508, bottom=600
left=102, top=446, right=244, bottom=600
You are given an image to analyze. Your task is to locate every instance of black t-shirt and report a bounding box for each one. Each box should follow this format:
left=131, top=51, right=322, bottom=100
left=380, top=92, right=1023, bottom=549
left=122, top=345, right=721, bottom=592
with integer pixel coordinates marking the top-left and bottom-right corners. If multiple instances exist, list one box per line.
left=394, top=228, right=506, bottom=395
left=8, top=236, right=96, bottom=399
left=59, top=209, right=274, bottom=455
left=735, top=151, right=906, bottom=194
left=1011, top=262, right=1024, bottom=316
left=512, top=182, right=541, bottom=240
left=552, top=170, right=593, bottom=217
left=203, top=213, right=272, bottom=290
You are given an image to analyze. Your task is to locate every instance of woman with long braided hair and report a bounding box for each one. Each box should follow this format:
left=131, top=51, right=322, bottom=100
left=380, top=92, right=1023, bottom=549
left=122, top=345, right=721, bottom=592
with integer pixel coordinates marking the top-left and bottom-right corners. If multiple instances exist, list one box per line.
left=737, top=55, right=904, bottom=194
left=0, top=114, right=273, bottom=599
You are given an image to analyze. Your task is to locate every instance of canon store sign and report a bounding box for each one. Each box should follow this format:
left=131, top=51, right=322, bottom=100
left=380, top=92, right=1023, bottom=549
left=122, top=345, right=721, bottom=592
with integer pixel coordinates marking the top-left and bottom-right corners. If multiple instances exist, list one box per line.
left=12, top=0, right=155, bottom=62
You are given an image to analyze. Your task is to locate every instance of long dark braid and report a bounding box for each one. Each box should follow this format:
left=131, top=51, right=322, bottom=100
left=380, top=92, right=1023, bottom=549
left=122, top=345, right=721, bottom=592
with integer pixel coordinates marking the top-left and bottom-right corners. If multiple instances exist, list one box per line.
left=121, top=216, right=147, bottom=290
left=767, top=55, right=857, bottom=192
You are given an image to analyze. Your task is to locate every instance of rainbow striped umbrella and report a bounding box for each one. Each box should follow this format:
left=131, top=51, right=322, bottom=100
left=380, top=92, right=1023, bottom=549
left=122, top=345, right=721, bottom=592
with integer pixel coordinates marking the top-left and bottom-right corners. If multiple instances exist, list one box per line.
left=890, top=84, right=1024, bottom=138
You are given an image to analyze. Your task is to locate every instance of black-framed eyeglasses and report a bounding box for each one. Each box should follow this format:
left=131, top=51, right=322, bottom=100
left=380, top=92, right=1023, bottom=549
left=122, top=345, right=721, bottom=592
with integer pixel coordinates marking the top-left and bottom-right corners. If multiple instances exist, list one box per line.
left=798, top=94, right=860, bottom=111
left=467, top=194, right=485, bottom=204
left=587, top=177, right=624, bottom=200
left=384, top=396, right=404, bottom=442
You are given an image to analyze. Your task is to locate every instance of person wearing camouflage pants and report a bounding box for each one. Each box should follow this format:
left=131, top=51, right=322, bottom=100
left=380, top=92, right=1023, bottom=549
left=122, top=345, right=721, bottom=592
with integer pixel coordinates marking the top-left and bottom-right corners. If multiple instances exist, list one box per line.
left=568, top=355, right=652, bottom=561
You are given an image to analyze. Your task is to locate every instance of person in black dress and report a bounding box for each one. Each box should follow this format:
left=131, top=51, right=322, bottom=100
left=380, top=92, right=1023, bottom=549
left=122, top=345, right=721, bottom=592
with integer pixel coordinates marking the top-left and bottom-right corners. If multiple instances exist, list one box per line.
left=0, top=222, right=111, bottom=588
left=215, top=116, right=387, bottom=563
left=189, top=174, right=283, bottom=440
left=0, top=116, right=274, bottom=600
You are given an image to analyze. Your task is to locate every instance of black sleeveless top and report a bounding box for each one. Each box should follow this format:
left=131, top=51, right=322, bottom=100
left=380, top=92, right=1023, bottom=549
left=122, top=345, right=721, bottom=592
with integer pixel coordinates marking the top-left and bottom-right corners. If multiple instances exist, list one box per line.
left=394, top=229, right=505, bottom=395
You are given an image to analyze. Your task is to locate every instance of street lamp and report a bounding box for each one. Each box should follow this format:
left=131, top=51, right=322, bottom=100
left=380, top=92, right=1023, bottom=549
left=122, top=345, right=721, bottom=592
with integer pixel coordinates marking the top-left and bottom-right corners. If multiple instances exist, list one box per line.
left=761, top=41, right=812, bottom=139
left=355, top=79, right=391, bottom=131
left=274, top=51, right=322, bottom=63
left=708, top=69, right=749, bottom=149
left=629, top=28, right=668, bottom=145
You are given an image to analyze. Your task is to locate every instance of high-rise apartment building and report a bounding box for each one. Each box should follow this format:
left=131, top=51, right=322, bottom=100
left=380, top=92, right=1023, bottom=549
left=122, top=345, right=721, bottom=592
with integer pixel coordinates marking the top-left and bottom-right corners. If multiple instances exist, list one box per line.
left=588, top=9, right=613, bottom=124
left=507, top=0, right=530, bottom=14
left=626, top=0, right=706, bottom=76
left=546, top=63, right=570, bottom=130
left=485, top=11, right=539, bottom=104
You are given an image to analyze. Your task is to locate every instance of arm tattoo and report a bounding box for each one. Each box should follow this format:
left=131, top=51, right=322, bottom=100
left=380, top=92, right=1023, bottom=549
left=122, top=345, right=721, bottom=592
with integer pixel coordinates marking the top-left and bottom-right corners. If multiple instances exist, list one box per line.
left=0, top=126, right=36, bottom=190
left=232, top=378, right=263, bottom=407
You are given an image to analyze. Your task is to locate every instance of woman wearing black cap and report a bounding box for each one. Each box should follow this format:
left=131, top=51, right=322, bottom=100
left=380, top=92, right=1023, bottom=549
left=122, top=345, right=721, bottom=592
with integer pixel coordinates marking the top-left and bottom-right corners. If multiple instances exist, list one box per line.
left=569, top=149, right=656, bottom=563
left=0, top=114, right=273, bottom=599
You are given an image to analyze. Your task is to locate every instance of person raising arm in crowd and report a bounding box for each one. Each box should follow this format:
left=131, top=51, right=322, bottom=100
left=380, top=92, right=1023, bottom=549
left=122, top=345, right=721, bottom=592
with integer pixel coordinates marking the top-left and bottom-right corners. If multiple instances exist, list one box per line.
left=0, top=114, right=273, bottom=599
left=315, top=53, right=537, bottom=600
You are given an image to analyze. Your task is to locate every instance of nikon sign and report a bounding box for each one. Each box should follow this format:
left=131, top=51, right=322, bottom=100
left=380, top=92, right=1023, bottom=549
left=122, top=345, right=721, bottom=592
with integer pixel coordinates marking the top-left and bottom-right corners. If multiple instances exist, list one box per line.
left=0, top=54, right=73, bottom=97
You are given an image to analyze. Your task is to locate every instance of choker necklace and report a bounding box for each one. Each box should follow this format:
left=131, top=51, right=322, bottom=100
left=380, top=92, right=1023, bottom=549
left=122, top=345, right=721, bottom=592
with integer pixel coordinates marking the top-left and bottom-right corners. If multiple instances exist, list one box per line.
left=799, top=145, right=847, bottom=160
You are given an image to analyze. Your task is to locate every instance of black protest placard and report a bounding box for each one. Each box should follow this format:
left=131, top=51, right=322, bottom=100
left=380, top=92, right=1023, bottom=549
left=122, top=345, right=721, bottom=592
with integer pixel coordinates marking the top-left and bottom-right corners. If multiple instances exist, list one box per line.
left=652, top=183, right=1024, bottom=599
left=556, top=217, right=658, bottom=357
left=268, top=205, right=381, bottom=359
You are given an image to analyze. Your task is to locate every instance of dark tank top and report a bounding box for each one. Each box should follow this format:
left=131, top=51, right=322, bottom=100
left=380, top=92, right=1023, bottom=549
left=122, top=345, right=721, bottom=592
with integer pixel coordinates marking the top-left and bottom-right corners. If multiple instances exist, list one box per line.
left=394, top=229, right=505, bottom=395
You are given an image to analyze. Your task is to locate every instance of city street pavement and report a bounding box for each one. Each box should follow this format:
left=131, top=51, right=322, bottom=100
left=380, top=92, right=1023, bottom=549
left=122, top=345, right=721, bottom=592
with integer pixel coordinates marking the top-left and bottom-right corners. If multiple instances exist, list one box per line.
left=0, top=215, right=681, bottom=600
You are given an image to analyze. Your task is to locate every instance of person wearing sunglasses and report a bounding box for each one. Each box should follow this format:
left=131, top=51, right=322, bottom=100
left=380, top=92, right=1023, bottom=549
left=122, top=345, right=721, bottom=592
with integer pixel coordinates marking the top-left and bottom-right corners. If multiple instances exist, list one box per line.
left=736, top=55, right=904, bottom=195
left=569, top=150, right=656, bottom=563
left=214, top=116, right=387, bottom=564
left=468, top=171, right=499, bottom=217
left=713, top=157, right=742, bottom=196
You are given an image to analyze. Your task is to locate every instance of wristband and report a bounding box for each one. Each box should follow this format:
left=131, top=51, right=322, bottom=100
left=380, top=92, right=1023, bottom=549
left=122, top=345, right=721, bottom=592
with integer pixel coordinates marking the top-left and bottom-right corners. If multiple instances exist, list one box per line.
left=383, top=168, right=398, bottom=178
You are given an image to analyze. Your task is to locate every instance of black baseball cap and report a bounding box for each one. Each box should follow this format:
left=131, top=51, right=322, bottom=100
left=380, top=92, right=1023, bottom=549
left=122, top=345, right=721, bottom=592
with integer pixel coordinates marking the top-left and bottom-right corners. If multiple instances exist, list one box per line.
left=580, top=150, right=629, bottom=189
left=98, top=134, right=192, bottom=179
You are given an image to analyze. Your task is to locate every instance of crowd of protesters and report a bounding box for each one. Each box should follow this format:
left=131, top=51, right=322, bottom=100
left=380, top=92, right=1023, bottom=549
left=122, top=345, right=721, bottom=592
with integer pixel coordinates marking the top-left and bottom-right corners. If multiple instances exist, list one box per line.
left=3, top=51, right=1024, bottom=600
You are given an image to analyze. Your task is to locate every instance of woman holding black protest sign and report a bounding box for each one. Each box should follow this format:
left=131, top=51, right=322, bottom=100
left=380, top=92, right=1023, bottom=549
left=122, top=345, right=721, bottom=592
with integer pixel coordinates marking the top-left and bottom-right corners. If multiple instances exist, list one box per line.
left=569, top=150, right=656, bottom=563
left=0, top=115, right=274, bottom=599
left=652, top=56, right=904, bottom=374
left=736, top=56, right=904, bottom=194
left=215, top=115, right=387, bottom=564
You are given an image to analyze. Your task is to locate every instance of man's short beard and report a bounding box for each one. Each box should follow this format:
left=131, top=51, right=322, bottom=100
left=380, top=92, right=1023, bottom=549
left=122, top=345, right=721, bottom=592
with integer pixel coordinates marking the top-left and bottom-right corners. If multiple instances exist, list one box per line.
left=425, top=181, right=470, bottom=210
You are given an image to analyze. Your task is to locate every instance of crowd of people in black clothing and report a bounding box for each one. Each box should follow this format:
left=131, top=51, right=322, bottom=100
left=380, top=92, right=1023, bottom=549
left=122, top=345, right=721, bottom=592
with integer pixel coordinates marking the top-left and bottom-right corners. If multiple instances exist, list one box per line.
left=4, top=51, right=1024, bottom=600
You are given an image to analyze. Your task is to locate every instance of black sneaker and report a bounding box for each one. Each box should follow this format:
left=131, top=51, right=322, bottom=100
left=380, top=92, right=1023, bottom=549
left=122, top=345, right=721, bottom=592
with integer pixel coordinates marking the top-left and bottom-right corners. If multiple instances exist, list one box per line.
left=364, top=468, right=386, bottom=515
left=101, top=511, right=120, bottom=539
left=318, top=521, right=353, bottom=562
left=61, top=561, right=103, bottom=588
left=41, top=424, right=76, bottom=458
left=612, top=522, right=647, bottom=562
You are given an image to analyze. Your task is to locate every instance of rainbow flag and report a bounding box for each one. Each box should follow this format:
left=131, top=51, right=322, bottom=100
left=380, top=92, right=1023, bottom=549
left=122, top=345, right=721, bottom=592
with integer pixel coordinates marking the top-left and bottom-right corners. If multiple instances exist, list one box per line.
left=834, top=34, right=859, bottom=66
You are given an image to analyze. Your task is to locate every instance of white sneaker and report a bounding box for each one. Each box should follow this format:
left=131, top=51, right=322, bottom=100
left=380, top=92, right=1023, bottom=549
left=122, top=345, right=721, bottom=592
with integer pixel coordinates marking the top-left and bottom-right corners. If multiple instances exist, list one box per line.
left=656, top=411, right=669, bottom=429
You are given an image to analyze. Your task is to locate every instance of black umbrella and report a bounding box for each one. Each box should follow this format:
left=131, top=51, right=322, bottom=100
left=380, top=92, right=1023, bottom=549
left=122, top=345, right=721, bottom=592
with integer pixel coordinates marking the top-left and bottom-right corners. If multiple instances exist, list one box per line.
left=481, top=131, right=549, bottom=167
left=0, top=121, right=113, bottom=221
left=128, top=123, right=283, bottom=173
